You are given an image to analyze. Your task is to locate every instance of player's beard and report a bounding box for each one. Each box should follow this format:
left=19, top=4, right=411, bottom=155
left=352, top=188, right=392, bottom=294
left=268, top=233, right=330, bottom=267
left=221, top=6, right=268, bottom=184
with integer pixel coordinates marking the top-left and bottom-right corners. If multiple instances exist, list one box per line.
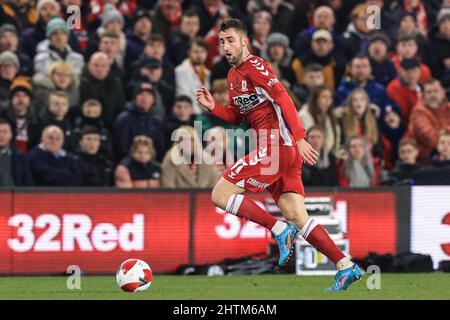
left=227, top=50, right=243, bottom=66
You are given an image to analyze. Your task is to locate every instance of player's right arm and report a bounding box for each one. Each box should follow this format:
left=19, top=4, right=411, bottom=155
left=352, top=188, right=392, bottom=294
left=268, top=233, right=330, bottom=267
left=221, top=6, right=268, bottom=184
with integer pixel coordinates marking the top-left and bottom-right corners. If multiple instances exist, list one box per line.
left=196, top=86, right=244, bottom=125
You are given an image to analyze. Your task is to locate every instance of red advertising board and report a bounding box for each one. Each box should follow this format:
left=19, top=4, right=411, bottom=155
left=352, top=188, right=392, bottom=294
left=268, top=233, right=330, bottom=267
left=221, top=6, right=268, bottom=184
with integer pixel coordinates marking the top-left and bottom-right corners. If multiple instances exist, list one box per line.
left=193, top=191, right=397, bottom=264
left=1, top=192, right=190, bottom=274
left=0, top=189, right=397, bottom=275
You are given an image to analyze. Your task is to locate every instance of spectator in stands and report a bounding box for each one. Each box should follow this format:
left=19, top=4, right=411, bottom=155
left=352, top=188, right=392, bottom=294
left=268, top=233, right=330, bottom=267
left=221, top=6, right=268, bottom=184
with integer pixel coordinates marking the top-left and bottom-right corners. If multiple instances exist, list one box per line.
left=32, top=60, right=79, bottom=114
left=151, top=0, right=183, bottom=38
left=0, top=24, right=32, bottom=76
left=387, top=57, right=422, bottom=126
left=395, top=12, right=428, bottom=55
left=415, top=130, right=450, bottom=185
left=98, top=31, right=124, bottom=79
left=39, top=91, right=76, bottom=151
left=79, top=52, right=125, bottom=130
left=427, top=9, right=450, bottom=83
left=34, top=17, right=85, bottom=76
left=249, top=10, right=272, bottom=57
left=393, top=0, right=431, bottom=37
left=165, top=95, right=195, bottom=149
left=342, top=4, right=374, bottom=59
left=19, top=0, right=78, bottom=59
left=302, top=125, right=339, bottom=186
left=247, top=0, right=297, bottom=43
left=293, top=5, right=338, bottom=58
left=161, top=125, right=217, bottom=188
left=175, top=37, right=210, bottom=115
left=77, top=126, right=113, bottom=186
left=334, top=55, right=397, bottom=114
left=73, top=99, right=112, bottom=156
left=115, top=135, right=161, bottom=188
left=137, top=34, right=175, bottom=89
left=129, top=56, right=174, bottom=120
left=28, top=125, right=82, bottom=186
left=367, top=32, right=397, bottom=86
left=390, top=34, right=431, bottom=84
left=0, top=118, right=32, bottom=186
left=0, top=0, right=38, bottom=32
left=114, top=82, right=165, bottom=162
left=168, top=9, right=200, bottom=67
left=292, top=29, right=345, bottom=91
left=85, top=4, right=126, bottom=66
left=204, top=126, right=234, bottom=179
left=1, top=76, right=40, bottom=152
left=0, top=51, right=19, bottom=112
left=380, top=104, right=406, bottom=168
left=409, top=79, right=450, bottom=163
left=299, top=85, right=340, bottom=154
left=292, top=63, right=325, bottom=105
left=388, top=139, right=421, bottom=185
left=261, top=32, right=295, bottom=86
left=339, top=135, right=377, bottom=187
left=334, top=88, right=381, bottom=157
left=125, top=9, right=153, bottom=68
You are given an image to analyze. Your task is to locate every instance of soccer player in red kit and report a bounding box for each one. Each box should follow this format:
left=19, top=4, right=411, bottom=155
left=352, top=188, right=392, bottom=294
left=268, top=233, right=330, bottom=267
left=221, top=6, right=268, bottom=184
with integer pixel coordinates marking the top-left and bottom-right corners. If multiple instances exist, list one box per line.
left=197, top=19, right=362, bottom=290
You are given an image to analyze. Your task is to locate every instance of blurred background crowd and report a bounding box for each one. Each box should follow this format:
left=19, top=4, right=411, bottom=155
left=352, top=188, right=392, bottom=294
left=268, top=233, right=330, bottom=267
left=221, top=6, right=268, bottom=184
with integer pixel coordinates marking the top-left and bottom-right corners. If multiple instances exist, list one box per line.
left=0, top=0, right=449, bottom=189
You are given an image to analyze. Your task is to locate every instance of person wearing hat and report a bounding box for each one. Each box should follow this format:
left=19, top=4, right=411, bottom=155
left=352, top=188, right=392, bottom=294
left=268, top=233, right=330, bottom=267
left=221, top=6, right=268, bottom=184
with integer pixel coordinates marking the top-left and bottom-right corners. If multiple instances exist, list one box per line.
left=387, top=57, right=422, bottom=126
left=20, top=0, right=82, bottom=59
left=0, top=76, right=41, bottom=152
left=34, top=16, right=85, bottom=76
left=0, top=51, right=20, bottom=111
left=261, top=32, right=295, bottom=84
left=79, top=52, right=125, bottom=131
left=0, top=0, right=38, bottom=32
left=114, top=81, right=165, bottom=162
left=125, top=9, right=153, bottom=68
left=130, top=56, right=174, bottom=122
left=367, top=32, right=397, bottom=86
left=427, top=8, right=450, bottom=82
left=0, top=24, right=33, bottom=76
left=292, top=28, right=346, bottom=91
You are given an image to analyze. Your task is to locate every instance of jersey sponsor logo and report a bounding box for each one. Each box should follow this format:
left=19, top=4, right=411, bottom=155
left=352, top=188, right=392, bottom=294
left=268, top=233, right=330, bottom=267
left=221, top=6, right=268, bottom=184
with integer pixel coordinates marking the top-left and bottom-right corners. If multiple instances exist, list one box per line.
left=246, top=177, right=270, bottom=189
left=250, top=58, right=269, bottom=77
left=233, top=93, right=265, bottom=113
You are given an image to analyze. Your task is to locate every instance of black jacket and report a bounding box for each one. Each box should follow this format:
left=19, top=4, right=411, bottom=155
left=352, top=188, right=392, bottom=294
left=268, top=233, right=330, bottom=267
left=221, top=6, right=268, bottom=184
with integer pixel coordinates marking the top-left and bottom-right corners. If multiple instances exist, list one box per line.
left=78, top=151, right=113, bottom=186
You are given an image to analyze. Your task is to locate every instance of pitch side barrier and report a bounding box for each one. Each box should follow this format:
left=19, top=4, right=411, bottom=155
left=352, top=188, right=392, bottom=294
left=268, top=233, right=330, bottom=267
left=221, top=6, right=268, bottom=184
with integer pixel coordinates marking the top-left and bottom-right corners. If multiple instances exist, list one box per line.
left=0, top=186, right=447, bottom=275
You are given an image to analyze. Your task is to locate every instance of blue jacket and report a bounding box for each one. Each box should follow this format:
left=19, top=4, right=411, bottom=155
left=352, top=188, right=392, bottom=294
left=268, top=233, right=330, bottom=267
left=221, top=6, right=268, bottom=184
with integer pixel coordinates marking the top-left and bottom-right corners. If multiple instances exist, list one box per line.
left=11, top=146, right=33, bottom=186
left=334, top=77, right=401, bottom=115
left=28, top=146, right=82, bottom=186
left=114, top=103, right=165, bottom=162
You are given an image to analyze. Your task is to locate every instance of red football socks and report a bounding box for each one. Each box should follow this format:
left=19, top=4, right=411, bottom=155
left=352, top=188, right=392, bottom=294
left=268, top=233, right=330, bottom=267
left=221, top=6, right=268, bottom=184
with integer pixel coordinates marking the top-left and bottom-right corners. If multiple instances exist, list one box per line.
left=226, top=194, right=277, bottom=230
left=299, top=218, right=345, bottom=264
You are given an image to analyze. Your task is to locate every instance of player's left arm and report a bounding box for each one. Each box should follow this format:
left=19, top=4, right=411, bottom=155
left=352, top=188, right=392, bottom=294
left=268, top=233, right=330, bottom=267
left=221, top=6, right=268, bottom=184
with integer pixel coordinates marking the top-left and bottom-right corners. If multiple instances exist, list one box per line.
left=250, top=59, right=319, bottom=164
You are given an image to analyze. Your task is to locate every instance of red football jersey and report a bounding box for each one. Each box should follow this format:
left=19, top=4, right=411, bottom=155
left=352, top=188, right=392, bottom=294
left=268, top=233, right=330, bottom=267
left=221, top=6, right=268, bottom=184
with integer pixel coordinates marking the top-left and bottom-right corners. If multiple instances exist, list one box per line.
left=211, top=55, right=306, bottom=147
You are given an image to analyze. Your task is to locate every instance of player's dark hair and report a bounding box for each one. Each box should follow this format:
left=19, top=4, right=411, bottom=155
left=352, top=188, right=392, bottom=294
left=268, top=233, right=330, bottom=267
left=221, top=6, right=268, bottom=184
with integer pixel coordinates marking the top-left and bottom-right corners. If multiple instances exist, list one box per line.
left=304, top=63, right=324, bottom=74
left=189, top=37, right=208, bottom=51
left=220, top=19, right=248, bottom=36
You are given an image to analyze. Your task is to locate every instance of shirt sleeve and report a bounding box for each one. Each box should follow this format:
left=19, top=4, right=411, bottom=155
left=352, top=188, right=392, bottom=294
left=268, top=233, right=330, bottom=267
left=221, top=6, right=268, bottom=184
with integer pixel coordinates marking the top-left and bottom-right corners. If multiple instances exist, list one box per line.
left=248, top=57, right=306, bottom=141
left=210, top=102, right=244, bottom=125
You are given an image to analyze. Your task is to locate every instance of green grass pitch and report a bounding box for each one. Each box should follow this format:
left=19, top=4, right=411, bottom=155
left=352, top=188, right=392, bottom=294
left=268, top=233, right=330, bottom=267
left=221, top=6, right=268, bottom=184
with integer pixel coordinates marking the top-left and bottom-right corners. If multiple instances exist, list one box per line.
left=0, top=274, right=449, bottom=300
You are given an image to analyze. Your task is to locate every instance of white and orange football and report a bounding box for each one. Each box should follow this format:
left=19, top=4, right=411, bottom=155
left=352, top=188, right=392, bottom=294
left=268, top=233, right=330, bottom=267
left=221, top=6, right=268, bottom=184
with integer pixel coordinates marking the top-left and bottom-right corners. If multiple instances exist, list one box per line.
left=116, top=259, right=153, bottom=292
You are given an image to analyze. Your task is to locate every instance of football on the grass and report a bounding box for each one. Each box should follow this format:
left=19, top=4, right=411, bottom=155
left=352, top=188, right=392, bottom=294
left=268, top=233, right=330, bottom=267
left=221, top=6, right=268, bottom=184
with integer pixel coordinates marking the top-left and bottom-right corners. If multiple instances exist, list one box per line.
left=116, top=259, right=153, bottom=292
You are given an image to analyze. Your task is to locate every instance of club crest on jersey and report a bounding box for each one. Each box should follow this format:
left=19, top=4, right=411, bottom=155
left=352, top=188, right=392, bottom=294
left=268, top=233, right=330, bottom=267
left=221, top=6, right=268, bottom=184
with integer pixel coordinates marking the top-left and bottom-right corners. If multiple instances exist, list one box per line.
left=241, top=80, right=248, bottom=92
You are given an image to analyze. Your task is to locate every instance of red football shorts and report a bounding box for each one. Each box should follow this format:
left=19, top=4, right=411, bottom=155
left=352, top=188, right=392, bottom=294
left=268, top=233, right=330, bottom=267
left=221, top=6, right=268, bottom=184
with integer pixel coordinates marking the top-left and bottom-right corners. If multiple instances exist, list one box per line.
left=223, top=143, right=305, bottom=203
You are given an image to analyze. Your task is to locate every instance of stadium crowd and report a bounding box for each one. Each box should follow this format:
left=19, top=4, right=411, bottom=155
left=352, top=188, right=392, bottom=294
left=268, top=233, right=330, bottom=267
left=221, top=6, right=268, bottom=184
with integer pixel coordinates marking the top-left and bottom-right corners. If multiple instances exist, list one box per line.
left=0, top=0, right=449, bottom=188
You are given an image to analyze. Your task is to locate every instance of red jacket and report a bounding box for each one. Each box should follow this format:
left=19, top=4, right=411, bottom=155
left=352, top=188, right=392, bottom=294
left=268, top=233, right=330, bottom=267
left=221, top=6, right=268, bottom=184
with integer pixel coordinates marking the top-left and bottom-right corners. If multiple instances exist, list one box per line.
left=386, top=78, right=421, bottom=126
